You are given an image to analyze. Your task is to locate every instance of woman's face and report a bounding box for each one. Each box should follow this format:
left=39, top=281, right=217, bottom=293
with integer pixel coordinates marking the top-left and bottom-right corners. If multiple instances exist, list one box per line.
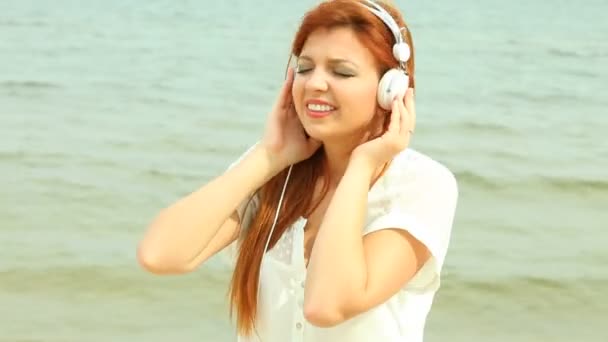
left=292, top=27, right=383, bottom=144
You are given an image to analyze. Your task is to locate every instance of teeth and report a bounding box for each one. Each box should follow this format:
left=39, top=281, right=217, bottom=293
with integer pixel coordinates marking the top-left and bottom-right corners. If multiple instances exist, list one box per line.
left=307, top=103, right=335, bottom=112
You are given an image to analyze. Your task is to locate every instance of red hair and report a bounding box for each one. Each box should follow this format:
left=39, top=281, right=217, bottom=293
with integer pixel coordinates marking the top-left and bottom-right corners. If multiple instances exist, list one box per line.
left=228, top=0, right=416, bottom=336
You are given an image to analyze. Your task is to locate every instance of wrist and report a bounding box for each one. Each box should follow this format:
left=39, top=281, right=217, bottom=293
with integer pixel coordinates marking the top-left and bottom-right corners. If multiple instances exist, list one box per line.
left=346, top=154, right=376, bottom=183
left=251, top=144, right=288, bottom=178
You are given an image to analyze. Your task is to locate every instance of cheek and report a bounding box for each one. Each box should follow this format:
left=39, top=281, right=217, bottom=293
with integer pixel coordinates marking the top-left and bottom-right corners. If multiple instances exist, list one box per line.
left=346, top=83, right=379, bottom=118
left=366, top=87, right=379, bottom=111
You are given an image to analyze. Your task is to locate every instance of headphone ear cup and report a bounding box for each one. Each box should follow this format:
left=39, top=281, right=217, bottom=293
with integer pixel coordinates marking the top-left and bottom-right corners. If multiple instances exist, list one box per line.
left=393, top=42, right=411, bottom=63
left=377, top=68, right=409, bottom=110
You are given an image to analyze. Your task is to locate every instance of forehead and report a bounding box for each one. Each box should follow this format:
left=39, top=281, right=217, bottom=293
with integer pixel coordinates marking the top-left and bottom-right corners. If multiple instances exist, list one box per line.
left=299, top=27, right=377, bottom=67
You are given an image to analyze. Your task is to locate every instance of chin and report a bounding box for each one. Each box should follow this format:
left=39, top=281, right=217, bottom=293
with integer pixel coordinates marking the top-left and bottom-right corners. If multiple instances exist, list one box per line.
left=304, top=121, right=368, bottom=145
left=303, top=125, right=335, bottom=143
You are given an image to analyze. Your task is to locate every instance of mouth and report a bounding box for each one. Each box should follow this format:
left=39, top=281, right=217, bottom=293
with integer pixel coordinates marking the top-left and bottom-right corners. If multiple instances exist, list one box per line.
left=305, top=99, right=337, bottom=118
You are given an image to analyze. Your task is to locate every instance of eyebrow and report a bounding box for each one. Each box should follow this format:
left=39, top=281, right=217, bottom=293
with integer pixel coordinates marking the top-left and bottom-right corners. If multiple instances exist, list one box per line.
left=298, top=55, right=359, bottom=68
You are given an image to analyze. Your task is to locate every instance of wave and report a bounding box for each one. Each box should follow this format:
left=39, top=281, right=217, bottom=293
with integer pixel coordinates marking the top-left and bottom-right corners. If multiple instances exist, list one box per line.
left=0, top=19, right=48, bottom=27
left=0, top=265, right=231, bottom=299
left=562, top=68, right=600, bottom=79
left=0, top=150, right=69, bottom=162
left=546, top=47, right=581, bottom=58
left=500, top=88, right=585, bottom=104
left=0, top=80, right=61, bottom=90
left=540, top=176, right=608, bottom=193
left=546, top=47, right=608, bottom=59
left=444, top=275, right=574, bottom=293
left=456, top=121, right=517, bottom=135
left=1, top=265, right=604, bottom=313
left=454, top=170, right=608, bottom=194
left=455, top=170, right=503, bottom=190
left=437, top=274, right=606, bottom=311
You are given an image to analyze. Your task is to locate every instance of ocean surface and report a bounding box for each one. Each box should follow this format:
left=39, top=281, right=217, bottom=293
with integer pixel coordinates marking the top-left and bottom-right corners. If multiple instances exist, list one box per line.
left=1, top=0, right=607, bottom=341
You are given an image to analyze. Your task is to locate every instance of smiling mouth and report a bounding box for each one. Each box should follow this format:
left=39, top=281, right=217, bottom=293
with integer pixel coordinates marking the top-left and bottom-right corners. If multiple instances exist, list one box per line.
left=306, top=103, right=336, bottom=112
left=305, top=103, right=336, bottom=118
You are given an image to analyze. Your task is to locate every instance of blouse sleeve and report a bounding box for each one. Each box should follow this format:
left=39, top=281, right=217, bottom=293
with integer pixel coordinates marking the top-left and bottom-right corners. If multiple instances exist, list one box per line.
left=221, top=142, right=261, bottom=265
left=227, top=142, right=261, bottom=229
left=364, top=158, right=459, bottom=286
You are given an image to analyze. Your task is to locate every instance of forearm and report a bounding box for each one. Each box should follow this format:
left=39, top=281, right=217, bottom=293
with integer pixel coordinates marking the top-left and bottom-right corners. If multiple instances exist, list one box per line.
left=304, top=156, right=375, bottom=322
left=140, top=145, right=282, bottom=268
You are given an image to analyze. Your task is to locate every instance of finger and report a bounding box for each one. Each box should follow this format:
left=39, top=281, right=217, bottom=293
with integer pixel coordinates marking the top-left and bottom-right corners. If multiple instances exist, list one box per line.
left=399, top=92, right=410, bottom=137
left=279, top=68, right=296, bottom=110
left=286, top=100, right=298, bottom=121
left=404, top=88, right=416, bottom=134
left=387, top=95, right=401, bottom=134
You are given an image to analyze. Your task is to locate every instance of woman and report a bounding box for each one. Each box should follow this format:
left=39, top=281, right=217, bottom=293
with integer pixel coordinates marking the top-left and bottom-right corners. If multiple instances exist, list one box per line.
left=137, top=0, right=458, bottom=341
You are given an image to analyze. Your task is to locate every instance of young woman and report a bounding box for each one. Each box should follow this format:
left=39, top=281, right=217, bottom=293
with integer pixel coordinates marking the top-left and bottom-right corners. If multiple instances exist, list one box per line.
left=138, top=1, right=459, bottom=341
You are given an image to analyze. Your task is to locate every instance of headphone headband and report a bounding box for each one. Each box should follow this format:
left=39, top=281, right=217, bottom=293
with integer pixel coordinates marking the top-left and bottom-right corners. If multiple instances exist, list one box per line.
left=359, top=0, right=411, bottom=110
left=360, top=0, right=410, bottom=65
left=361, top=0, right=404, bottom=44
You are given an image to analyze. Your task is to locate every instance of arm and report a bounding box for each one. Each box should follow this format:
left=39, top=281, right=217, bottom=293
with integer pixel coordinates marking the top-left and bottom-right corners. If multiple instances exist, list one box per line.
left=303, top=156, right=431, bottom=327
left=137, top=145, right=281, bottom=274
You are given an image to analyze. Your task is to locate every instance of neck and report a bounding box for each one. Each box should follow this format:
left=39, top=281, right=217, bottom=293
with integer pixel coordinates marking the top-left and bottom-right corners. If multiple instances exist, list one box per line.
left=320, top=114, right=387, bottom=186
left=322, top=134, right=365, bottom=186
left=323, top=146, right=349, bottom=186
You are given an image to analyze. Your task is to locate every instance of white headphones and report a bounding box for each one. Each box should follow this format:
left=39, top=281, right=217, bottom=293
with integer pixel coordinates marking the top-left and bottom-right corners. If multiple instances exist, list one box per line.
left=360, top=0, right=411, bottom=110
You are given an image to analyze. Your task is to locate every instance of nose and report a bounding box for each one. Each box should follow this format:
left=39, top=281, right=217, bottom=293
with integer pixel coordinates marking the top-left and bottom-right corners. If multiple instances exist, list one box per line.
left=304, top=69, right=329, bottom=93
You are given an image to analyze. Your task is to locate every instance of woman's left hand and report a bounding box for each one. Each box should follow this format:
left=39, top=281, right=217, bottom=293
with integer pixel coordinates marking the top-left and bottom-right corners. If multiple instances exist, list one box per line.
left=351, top=88, right=416, bottom=170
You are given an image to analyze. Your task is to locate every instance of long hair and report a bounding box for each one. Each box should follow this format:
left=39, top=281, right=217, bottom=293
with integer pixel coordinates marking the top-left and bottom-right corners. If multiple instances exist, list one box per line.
left=228, top=0, right=416, bottom=336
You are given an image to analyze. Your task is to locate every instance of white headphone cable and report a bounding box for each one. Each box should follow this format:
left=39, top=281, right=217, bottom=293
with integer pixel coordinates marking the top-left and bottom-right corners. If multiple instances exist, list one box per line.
left=256, top=164, right=293, bottom=309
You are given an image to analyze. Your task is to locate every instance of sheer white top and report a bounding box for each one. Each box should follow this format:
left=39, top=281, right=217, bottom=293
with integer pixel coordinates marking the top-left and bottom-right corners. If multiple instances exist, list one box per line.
left=224, top=144, right=458, bottom=342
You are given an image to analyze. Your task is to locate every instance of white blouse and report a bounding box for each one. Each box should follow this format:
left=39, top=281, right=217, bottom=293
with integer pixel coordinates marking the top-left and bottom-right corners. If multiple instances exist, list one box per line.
left=224, top=144, right=459, bottom=342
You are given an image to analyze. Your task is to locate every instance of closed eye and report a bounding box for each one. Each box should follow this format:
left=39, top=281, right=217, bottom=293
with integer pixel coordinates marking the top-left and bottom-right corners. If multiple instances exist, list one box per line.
left=296, top=67, right=312, bottom=74
left=296, top=67, right=354, bottom=78
left=334, top=71, right=355, bottom=78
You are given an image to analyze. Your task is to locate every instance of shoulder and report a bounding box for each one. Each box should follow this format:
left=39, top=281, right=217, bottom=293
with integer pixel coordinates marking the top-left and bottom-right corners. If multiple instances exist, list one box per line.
left=384, top=148, right=458, bottom=195
left=365, top=148, right=459, bottom=268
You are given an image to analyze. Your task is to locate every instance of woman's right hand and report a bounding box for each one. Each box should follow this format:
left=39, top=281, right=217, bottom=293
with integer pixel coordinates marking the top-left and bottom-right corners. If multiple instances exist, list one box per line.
left=260, top=67, right=322, bottom=172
